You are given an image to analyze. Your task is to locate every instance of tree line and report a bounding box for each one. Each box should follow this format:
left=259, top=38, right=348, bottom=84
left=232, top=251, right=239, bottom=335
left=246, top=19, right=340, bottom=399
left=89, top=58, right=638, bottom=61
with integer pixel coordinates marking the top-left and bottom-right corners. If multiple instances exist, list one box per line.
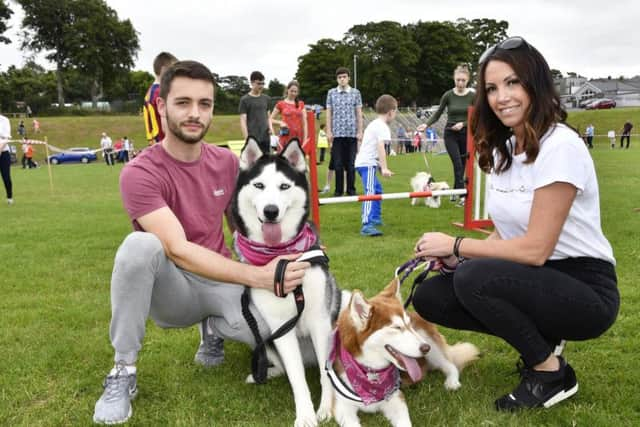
left=295, top=19, right=509, bottom=106
left=1, top=2, right=509, bottom=114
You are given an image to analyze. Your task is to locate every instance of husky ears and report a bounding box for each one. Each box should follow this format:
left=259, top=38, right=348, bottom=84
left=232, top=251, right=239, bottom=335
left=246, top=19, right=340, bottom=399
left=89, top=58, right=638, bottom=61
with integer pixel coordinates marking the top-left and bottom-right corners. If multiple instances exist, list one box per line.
left=348, top=290, right=372, bottom=332
left=239, top=137, right=264, bottom=171
left=380, top=277, right=403, bottom=302
left=280, top=139, right=307, bottom=173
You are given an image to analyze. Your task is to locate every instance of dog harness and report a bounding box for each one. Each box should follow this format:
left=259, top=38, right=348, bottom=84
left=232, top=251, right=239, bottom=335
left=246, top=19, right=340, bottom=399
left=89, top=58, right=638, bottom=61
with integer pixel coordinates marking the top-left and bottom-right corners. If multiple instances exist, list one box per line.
left=236, top=225, right=329, bottom=384
left=325, top=329, right=400, bottom=405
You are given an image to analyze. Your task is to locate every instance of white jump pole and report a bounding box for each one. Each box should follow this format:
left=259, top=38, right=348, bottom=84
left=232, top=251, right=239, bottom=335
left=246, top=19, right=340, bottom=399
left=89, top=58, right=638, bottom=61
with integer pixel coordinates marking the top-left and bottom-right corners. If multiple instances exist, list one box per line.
left=319, top=189, right=467, bottom=205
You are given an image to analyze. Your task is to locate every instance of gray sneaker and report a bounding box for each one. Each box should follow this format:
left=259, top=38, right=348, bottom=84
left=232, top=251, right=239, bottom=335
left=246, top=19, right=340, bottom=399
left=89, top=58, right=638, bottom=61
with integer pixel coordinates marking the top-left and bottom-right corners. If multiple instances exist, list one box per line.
left=194, top=317, right=225, bottom=367
left=93, top=363, right=137, bottom=424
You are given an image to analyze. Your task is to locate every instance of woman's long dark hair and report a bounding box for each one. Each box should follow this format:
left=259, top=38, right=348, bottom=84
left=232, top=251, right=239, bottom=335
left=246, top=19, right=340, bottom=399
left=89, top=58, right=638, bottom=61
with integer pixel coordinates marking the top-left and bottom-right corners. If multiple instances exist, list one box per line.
left=472, top=43, right=570, bottom=174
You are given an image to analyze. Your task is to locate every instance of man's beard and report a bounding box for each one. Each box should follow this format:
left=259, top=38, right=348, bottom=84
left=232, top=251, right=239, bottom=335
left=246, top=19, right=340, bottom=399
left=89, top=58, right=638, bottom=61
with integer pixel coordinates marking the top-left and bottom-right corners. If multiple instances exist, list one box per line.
left=165, top=110, right=211, bottom=144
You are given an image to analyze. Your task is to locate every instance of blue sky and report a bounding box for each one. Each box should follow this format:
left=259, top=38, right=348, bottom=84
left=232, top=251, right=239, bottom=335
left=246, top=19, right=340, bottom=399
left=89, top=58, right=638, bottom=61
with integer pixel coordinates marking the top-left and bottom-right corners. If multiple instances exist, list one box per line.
left=1, top=0, right=638, bottom=82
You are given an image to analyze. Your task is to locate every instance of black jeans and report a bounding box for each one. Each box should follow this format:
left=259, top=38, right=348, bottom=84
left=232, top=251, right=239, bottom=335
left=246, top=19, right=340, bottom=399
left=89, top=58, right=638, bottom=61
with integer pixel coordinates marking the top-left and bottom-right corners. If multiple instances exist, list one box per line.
left=0, top=151, right=12, bottom=199
left=620, top=134, right=630, bottom=148
left=412, top=257, right=619, bottom=367
left=331, top=137, right=357, bottom=196
left=444, top=126, right=468, bottom=190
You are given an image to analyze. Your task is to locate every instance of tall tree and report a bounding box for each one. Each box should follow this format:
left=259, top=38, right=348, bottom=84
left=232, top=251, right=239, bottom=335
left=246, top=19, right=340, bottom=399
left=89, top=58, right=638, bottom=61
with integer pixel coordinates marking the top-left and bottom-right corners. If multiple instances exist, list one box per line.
left=295, top=38, right=350, bottom=105
left=70, top=0, right=139, bottom=107
left=455, top=18, right=509, bottom=70
left=409, top=21, right=473, bottom=105
left=18, top=0, right=76, bottom=106
left=0, top=0, right=12, bottom=44
left=342, top=21, right=419, bottom=105
left=267, top=78, right=285, bottom=98
left=17, top=0, right=139, bottom=107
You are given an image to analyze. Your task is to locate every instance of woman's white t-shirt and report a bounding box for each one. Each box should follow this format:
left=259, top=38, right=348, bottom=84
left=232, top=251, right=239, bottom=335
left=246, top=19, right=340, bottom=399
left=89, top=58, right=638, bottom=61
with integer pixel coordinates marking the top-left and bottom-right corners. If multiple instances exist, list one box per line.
left=487, top=123, right=615, bottom=265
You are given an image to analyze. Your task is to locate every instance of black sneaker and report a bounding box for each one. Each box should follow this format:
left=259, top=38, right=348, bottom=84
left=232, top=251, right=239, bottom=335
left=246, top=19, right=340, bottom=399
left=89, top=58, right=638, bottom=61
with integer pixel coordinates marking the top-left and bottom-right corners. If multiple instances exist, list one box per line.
left=495, top=356, right=578, bottom=411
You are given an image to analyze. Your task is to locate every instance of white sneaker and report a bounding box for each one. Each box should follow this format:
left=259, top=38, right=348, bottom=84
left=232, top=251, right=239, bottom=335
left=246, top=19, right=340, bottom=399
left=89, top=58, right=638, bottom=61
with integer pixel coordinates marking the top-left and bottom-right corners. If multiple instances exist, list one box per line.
left=320, top=185, right=330, bottom=194
left=7, top=198, right=14, bottom=205
left=93, top=363, right=138, bottom=424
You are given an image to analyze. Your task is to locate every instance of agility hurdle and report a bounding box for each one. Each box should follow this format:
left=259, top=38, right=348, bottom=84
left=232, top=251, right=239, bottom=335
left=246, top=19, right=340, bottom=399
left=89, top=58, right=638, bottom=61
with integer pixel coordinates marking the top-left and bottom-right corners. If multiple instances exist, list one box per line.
left=308, top=107, right=493, bottom=234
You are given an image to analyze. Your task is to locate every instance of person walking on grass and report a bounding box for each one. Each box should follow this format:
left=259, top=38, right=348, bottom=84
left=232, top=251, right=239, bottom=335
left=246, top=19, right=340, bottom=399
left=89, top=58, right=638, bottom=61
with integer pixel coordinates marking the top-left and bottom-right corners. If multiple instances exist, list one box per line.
left=355, top=94, right=396, bottom=237
left=0, top=112, right=13, bottom=205
left=411, top=37, right=618, bottom=412
left=92, top=61, right=311, bottom=425
left=418, top=64, right=475, bottom=206
left=620, top=120, right=633, bottom=149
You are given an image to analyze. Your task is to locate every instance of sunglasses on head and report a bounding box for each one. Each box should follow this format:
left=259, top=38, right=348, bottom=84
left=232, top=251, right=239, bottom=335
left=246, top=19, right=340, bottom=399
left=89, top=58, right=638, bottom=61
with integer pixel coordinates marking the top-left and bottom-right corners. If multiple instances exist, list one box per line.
left=478, top=36, right=528, bottom=64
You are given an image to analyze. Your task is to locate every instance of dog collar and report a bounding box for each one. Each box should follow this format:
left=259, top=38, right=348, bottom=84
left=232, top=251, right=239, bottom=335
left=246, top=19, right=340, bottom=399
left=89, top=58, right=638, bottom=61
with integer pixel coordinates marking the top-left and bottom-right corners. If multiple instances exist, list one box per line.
left=234, top=223, right=318, bottom=266
left=325, top=330, right=400, bottom=405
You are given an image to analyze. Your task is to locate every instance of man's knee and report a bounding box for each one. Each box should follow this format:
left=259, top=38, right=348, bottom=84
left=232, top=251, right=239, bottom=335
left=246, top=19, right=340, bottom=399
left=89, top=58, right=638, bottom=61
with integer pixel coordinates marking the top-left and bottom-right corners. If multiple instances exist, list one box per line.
left=114, top=232, right=165, bottom=272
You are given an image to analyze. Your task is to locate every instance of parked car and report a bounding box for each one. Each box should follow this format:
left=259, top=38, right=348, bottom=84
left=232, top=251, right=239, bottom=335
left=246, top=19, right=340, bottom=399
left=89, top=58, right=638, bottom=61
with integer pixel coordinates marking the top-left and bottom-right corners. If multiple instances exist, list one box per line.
left=47, top=147, right=97, bottom=164
left=584, top=98, right=616, bottom=110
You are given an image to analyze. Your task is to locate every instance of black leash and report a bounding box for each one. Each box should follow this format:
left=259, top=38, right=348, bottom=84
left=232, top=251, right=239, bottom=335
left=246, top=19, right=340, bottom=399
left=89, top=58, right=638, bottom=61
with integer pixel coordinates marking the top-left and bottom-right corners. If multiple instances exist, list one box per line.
left=242, top=248, right=328, bottom=384
left=395, top=257, right=459, bottom=309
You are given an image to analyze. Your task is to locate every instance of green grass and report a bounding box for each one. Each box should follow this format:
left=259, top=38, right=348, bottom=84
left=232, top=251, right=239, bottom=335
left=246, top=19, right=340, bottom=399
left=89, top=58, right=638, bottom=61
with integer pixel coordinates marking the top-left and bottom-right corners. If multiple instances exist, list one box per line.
left=1, top=109, right=639, bottom=426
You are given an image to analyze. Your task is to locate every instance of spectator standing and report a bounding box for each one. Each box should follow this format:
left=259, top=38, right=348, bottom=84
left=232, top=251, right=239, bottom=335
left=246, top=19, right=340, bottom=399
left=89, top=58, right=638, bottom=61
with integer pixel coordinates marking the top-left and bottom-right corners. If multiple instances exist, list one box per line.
left=17, top=120, right=26, bottom=138
left=144, top=52, right=178, bottom=145
left=270, top=80, right=308, bottom=152
left=607, top=130, right=616, bottom=148
left=426, top=126, right=439, bottom=152
left=25, top=143, right=36, bottom=168
left=100, top=132, right=114, bottom=166
left=396, top=125, right=407, bottom=155
left=0, top=112, right=13, bottom=204
left=419, top=64, right=475, bottom=206
left=26, top=105, right=32, bottom=117
left=326, top=67, right=363, bottom=196
left=317, top=123, right=328, bottom=164
left=122, top=136, right=131, bottom=163
left=355, top=95, right=396, bottom=236
left=585, top=124, right=594, bottom=149
left=239, top=71, right=271, bottom=154
left=620, top=121, right=633, bottom=149
left=32, top=118, right=40, bottom=133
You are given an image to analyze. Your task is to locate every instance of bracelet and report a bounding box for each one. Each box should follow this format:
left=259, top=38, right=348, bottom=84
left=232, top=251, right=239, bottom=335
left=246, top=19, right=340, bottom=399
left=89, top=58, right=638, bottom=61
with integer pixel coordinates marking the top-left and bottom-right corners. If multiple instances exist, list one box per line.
left=453, top=236, right=465, bottom=259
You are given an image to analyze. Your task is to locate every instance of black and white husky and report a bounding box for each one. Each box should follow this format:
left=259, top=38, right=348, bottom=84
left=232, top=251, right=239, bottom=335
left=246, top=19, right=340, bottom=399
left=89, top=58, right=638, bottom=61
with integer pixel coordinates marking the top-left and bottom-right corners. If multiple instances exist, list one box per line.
left=231, top=138, right=349, bottom=427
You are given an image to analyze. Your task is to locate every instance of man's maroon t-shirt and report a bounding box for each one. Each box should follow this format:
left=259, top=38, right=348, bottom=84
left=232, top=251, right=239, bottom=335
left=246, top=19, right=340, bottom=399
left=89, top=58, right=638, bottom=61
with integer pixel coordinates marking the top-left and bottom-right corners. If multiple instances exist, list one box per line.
left=120, top=143, right=239, bottom=258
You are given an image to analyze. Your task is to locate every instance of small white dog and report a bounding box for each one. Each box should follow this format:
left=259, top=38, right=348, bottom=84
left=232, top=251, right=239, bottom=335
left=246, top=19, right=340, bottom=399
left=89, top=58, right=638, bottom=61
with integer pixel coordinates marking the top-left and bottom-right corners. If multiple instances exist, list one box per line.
left=410, top=172, right=450, bottom=208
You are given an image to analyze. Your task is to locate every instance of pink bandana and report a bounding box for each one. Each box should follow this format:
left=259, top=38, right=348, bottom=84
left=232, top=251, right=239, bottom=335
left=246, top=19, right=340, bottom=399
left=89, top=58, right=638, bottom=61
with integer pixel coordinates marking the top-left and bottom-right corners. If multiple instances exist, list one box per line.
left=234, top=223, right=318, bottom=266
left=328, top=330, right=400, bottom=405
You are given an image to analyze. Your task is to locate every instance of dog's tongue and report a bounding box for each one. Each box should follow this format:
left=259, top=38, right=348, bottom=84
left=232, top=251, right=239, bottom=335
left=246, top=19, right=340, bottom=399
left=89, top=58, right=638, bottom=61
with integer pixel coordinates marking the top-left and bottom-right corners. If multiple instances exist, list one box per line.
left=262, top=222, right=282, bottom=245
left=398, top=353, right=423, bottom=383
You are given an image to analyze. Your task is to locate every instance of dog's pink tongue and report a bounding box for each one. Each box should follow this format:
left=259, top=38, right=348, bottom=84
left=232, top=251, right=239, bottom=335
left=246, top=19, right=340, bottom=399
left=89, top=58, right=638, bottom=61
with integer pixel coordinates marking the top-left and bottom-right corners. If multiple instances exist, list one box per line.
left=399, top=354, right=423, bottom=382
left=262, top=223, right=282, bottom=245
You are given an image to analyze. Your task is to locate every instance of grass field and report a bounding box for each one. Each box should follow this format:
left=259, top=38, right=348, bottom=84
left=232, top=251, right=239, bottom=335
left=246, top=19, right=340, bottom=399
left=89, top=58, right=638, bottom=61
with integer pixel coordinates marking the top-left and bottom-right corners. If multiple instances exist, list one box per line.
left=1, top=109, right=639, bottom=426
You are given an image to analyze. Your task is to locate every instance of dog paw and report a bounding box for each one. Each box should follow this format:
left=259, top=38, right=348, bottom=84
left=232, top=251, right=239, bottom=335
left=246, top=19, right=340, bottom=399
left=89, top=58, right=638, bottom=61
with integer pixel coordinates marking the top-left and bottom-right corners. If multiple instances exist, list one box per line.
left=245, top=373, right=256, bottom=384
left=444, top=377, right=461, bottom=390
left=294, top=411, right=318, bottom=427
left=316, top=405, right=332, bottom=423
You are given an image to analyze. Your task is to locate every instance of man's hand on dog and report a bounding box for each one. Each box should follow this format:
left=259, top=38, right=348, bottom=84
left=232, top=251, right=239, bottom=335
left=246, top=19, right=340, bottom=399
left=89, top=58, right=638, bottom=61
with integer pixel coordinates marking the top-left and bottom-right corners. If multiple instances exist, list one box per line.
left=260, top=254, right=311, bottom=294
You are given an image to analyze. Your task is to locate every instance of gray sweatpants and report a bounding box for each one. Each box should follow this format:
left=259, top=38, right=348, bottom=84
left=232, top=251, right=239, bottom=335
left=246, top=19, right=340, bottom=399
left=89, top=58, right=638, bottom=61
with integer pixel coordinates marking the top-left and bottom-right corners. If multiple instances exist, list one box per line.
left=109, top=232, right=268, bottom=364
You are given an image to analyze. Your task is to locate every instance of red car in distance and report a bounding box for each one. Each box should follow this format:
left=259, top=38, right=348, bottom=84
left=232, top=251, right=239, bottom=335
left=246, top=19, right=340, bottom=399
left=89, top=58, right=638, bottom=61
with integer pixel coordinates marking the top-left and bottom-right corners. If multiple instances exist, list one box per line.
left=584, top=98, right=616, bottom=109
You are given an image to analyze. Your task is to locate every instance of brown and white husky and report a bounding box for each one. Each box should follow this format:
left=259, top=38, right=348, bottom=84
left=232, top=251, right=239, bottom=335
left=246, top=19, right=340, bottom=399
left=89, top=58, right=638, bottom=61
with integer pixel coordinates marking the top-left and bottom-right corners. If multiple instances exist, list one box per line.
left=328, top=279, right=479, bottom=427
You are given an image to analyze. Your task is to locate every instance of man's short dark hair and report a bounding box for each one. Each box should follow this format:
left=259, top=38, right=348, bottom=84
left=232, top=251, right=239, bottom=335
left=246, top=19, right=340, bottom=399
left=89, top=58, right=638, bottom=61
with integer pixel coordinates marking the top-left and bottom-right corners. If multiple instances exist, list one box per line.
left=250, top=71, right=265, bottom=82
left=335, top=67, right=350, bottom=77
left=153, top=52, right=178, bottom=76
left=159, top=60, right=215, bottom=99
